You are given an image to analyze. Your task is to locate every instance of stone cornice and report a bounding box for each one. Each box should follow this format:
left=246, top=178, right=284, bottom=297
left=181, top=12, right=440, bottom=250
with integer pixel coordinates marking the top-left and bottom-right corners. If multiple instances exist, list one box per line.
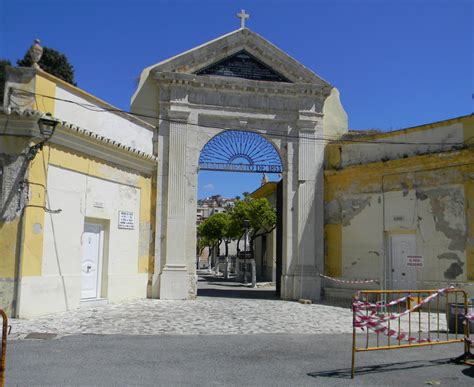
left=52, top=125, right=157, bottom=174
left=153, top=71, right=332, bottom=98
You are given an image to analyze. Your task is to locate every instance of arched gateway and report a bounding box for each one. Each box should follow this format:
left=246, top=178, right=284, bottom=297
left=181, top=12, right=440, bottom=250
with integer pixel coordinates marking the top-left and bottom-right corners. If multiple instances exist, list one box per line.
left=131, top=27, right=348, bottom=301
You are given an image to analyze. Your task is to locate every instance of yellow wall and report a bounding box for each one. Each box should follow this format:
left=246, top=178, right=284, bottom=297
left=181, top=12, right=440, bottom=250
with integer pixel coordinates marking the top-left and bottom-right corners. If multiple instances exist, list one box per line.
left=35, top=74, right=56, bottom=114
left=324, top=224, right=341, bottom=277
left=250, top=182, right=277, bottom=199
left=16, top=73, right=56, bottom=276
left=464, top=115, right=474, bottom=144
left=20, top=144, right=50, bottom=276
left=15, top=73, right=58, bottom=277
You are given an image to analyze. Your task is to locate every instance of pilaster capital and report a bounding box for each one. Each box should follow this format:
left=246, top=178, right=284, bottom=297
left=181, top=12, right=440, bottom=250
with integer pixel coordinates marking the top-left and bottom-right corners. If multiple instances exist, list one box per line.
left=296, top=111, right=323, bottom=132
left=167, top=109, right=190, bottom=123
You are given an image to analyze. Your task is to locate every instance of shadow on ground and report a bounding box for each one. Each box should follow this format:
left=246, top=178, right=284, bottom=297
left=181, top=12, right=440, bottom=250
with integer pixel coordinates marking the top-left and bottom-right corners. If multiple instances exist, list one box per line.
left=308, top=358, right=457, bottom=379
left=197, top=272, right=278, bottom=300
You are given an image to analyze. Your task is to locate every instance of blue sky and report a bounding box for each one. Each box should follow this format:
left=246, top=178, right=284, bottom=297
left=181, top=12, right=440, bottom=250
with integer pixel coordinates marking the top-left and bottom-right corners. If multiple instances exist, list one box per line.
left=1, top=0, right=472, bottom=198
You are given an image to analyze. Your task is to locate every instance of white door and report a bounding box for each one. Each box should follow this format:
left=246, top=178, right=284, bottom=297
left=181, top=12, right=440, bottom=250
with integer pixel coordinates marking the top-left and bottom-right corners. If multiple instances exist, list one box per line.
left=389, top=234, right=417, bottom=290
left=81, top=223, right=103, bottom=299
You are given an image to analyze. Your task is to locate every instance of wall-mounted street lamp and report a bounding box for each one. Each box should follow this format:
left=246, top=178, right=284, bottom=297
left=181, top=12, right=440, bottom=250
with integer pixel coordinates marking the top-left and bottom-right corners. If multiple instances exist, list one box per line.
left=38, top=113, right=60, bottom=140
left=26, top=114, right=60, bottom=160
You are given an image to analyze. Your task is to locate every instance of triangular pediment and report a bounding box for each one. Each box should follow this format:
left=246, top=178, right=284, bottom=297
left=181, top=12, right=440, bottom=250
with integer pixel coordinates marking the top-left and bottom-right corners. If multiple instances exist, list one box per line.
left=136, top=29, right=331, bottom=87
left=195, top=50, right=291, bottom=83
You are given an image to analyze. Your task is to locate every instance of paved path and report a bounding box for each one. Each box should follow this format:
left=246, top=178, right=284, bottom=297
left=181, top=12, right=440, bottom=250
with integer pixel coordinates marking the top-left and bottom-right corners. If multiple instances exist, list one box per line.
left=8, top=297, right=353, bottom=339
left=8, top=274, right=447, bottom=340
left=9, top=274, right=353, bottom=339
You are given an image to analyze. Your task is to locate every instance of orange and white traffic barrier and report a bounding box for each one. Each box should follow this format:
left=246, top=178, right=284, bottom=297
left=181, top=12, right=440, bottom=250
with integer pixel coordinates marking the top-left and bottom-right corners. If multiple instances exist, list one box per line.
left=351, top=288, right=471, bottom=378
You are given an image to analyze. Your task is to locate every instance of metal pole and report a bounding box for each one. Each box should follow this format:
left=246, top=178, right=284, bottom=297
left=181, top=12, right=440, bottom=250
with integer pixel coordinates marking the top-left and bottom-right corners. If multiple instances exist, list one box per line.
left=244, top=228, right=247, bottom=283
left=243, top=220, right=250, bottom=284
left=0, top=309, right=7, bottom=387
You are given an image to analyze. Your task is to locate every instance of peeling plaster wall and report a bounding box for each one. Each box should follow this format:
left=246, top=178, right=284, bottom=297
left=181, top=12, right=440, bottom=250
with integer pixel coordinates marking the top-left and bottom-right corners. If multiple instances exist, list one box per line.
left=340, top=123, right=463, bottom=168
left=325, top=116, right=473, bottom=171
left=324, top=148, right=474, bottom=297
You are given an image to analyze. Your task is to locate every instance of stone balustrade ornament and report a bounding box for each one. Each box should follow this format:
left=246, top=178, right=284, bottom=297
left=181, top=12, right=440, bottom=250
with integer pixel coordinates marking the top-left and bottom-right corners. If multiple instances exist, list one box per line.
left=30, top=39, right=43, bottom=68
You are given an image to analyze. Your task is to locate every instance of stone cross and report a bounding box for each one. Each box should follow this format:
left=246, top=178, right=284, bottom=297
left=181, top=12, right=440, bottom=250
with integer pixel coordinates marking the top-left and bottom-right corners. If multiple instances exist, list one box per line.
left=236, top=9, right=249, bottom=28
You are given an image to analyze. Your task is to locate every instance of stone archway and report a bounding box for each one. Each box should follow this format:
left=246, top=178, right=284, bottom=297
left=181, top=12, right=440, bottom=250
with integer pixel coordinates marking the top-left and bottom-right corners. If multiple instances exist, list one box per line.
left=131, top=28, right=348, bottom=301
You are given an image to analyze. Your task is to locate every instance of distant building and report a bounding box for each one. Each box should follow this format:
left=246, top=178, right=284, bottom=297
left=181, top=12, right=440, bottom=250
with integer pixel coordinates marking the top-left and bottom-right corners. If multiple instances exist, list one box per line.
left=250, top=182, right=278, bottom=282
left=196, top=195, right=237, bottom=225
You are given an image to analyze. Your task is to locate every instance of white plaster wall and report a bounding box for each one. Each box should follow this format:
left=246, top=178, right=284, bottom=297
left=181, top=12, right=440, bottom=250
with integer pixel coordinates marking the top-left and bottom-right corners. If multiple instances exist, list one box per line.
left=341, top=123, right=464, bottom=167
left=322, top=87, right=348, bottom=139
left=415, top=185, right=467, bottom=284
left=18, top=165, right=146, bottom=317
left=54, top=85, right=154, bottom=154
left=341, top=194, right=384, bottom=279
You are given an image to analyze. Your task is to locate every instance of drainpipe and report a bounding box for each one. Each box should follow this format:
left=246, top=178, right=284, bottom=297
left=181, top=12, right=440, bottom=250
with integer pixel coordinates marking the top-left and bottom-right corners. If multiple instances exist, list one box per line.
left=13, top=202, right=26, bottom=318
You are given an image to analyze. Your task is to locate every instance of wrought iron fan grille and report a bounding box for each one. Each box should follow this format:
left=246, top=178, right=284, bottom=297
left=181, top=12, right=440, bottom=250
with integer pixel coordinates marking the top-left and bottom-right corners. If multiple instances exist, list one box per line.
left=199, top=130, right=283, bottom=173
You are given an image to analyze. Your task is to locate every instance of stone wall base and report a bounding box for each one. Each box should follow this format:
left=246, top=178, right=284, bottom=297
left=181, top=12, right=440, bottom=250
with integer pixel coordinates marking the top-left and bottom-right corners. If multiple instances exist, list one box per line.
left=281, top=273, right=321, bottom=301
left=159, top=265, right=195, bottom=299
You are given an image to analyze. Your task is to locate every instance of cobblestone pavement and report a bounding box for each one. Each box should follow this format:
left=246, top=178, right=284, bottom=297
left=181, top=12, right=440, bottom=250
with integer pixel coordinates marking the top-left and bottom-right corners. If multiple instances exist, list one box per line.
left=9, top=298, right=354, bottom=340
left=8, top=274, right=447, bottom=340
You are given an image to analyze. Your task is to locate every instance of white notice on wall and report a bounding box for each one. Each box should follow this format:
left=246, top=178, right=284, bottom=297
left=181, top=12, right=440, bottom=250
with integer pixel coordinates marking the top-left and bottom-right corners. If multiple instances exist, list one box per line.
left=406, top=255, right=423, bottom=268
left=118, top=211, right=134, bottom=230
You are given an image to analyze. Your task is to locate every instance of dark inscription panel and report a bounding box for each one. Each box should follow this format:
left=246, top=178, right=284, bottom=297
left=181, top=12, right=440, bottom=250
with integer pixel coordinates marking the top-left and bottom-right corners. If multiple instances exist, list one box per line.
left=196, top=51, right=291, bottom=82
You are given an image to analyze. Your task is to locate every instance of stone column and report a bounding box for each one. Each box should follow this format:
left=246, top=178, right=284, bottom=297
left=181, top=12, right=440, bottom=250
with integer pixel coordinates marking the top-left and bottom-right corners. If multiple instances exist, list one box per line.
left=294, top=116, right=324, bottom=300
left=159, top=109, right=193, bottom=299
left=282, top=114, right=324, bottom=300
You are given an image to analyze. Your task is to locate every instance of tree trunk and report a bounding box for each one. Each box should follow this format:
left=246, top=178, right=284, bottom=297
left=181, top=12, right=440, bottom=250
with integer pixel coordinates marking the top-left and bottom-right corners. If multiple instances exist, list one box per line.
left=224, top=241, right=229, bottom=279
left=215, top=241, right=221, bottom=276
left=251, top=258, right=256, bottom=288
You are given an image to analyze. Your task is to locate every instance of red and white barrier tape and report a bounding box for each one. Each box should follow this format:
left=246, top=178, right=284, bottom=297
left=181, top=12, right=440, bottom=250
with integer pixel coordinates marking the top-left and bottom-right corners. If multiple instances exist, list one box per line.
left=465, top=313, right=474, bottom=322
left=354, top=287, right=453, bottom=323
left=353, top=286, right=454, bottom=344
left=319, top=273, right=379, bottom=284
left=354, top=295, right=411, bottom=311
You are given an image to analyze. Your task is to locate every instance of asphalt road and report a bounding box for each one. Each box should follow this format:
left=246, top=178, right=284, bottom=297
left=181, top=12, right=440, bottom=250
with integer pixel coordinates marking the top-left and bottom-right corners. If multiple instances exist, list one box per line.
left=6, top=333, right=473, bottom=386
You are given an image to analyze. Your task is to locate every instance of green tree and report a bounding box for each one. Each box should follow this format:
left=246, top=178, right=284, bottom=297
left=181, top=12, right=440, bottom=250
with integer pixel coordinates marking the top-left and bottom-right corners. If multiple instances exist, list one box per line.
left=17, top=46, right=76, bottom=86
left=0, top=59, right=12, bottom=102
left=198, top=212, right=231, bottom=256
left=230, top=197, right=276, bottom=257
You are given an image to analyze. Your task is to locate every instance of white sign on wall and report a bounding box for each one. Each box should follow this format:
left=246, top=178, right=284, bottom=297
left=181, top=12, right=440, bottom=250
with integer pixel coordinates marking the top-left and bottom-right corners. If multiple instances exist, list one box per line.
left=118, top=211, right=135, bottom=230
left=406, top=255, right=423, bottom=268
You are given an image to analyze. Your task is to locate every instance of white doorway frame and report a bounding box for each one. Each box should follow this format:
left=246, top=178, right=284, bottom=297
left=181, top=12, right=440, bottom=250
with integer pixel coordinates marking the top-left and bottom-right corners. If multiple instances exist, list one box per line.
left=81, top=221, right=105, bottom=300
left=386, top=231, right=417, bottom=290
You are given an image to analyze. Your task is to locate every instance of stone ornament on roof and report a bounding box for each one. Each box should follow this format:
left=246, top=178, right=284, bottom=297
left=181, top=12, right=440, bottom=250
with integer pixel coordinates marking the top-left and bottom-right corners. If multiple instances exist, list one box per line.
left=236, top=9, right=249, bottom=28
left=29, top=39, right=43, bottom=68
